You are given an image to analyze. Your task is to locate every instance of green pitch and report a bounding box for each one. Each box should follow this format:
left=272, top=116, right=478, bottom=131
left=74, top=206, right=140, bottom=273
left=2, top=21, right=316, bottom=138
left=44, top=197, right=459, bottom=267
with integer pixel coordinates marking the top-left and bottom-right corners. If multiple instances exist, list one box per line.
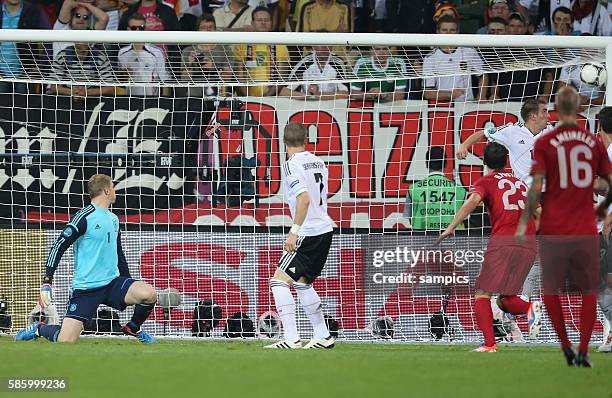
left=1, top=336, right=610, bottom=398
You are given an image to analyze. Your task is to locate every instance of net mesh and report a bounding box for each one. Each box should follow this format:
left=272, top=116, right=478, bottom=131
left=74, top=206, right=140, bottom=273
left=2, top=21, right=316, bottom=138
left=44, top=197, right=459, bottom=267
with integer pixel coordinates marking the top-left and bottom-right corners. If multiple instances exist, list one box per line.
left=0, top=36, right=608, bottom=343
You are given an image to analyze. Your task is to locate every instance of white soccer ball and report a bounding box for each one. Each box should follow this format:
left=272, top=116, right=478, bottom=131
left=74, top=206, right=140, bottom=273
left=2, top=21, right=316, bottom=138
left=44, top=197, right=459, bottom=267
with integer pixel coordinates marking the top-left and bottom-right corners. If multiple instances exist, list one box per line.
left=580, top=63, right=607, bottom=86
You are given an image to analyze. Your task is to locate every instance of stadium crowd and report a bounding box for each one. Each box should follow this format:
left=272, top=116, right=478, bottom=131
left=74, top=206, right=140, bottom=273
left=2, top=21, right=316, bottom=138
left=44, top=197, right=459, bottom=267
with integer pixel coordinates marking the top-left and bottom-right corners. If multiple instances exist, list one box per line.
left=0, top=0, right=608, bottom=101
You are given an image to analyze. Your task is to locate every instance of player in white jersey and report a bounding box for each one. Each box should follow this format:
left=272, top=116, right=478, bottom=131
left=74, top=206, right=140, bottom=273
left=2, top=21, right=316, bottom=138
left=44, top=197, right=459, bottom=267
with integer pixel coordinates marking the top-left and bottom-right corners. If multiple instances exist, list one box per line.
left=595, top=107, right=612, bottom=352
left=264, top=122, right=335, bottom=349
left=457, top=99, right=550, bottom=325
left=457, top=98, right=551, bottom=186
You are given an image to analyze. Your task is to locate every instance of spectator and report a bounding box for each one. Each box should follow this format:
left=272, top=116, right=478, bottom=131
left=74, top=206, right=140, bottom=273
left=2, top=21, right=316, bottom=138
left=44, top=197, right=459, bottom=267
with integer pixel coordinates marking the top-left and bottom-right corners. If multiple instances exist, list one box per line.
left=433, top=0, right=458, bottom=23
left=404, top=146, right=467, bottom=231
left=540, top=6, right=581, bottom=35
left=279, top=40, right=348, bottom=100
left=486, top=14, right=553, bottom=103
left=350, top=45, right=407, bottom=102
left=233, top=6, right=289, bottom=96
left=213, top=0, right=253, bottom=30
left=119, top=0, right=179, bottom=32
left=514, top=0, right=584, bottom=34
left=572, top=0, right=611, bottom=36
left=180, top=13, right=233, bottom=97
left=487, top=16, right=507, bottom=34
left=119, top=0, right=181, bottom=78
left=53, top=0, right=109, bottom=57
left=248, top=0, right=280, bottom=30
left=507, top=11, right=528, bottom=34
left=477, top=0, right=512, bottom=34
left=50, top=42, right=115, bottom=99
left=423, top=15, right=488, bottom=103
left=118, top=13, right=171, bottom=97
left=296, top=0, right=353, bottom=32
left=0, top=0, right=50, bottom=93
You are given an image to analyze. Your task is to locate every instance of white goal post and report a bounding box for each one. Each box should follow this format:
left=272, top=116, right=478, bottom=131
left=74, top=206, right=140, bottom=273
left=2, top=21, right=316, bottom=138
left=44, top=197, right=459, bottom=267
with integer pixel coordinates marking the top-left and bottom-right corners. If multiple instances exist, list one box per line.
left=0, top=30, right=610, bottom=343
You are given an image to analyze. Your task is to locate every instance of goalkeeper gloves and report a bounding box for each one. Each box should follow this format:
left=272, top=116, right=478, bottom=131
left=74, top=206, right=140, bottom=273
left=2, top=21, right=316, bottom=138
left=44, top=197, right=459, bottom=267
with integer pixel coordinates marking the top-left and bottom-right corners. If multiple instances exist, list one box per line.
left=39, top=283, right=52, bottom=308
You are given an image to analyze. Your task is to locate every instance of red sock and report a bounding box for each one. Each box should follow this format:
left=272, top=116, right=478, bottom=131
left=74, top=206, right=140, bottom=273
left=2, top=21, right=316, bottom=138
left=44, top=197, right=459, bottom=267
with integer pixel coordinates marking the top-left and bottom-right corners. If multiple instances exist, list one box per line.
left=579, top=295, right=597, bottom=354
left=543, top=294, right=571, bottom=349
left=474, top=297, right=495, bottom=347
left=499, top=295, right=530, bottom=315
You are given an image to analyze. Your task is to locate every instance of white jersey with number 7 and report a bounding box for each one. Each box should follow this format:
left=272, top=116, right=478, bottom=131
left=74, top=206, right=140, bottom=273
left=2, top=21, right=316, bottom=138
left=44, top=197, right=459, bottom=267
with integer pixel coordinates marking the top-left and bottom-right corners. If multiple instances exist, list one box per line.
left=282, top=151, right=334, bottom=237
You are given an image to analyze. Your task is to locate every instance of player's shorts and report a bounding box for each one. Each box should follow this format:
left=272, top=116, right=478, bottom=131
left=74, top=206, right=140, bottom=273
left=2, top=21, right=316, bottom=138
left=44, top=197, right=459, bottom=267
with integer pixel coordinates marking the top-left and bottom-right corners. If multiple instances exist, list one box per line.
left=539, top=236, right=600, bottom=295
left=65, top=276, right=136, bottom=322
left=475, top=243, right=537, bottom=295
left=277, top=231, right=333, bottom=283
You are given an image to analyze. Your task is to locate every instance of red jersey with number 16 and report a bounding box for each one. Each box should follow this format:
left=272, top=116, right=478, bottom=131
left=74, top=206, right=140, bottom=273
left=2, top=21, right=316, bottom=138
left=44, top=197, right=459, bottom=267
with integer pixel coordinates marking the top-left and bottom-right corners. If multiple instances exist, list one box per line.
left=531, top=123, right=612, bottom=235
left=469, top=171, right=535, bottom=236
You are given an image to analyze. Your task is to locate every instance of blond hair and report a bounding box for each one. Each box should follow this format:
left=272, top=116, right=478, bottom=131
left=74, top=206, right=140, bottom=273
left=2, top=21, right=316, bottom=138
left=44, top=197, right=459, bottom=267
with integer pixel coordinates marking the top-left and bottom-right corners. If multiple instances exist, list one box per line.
left=88, top=174, right=112, bottom=198
left=555, top=86, right=579, bottom=117
left=283, top=122, right=307, bottom=148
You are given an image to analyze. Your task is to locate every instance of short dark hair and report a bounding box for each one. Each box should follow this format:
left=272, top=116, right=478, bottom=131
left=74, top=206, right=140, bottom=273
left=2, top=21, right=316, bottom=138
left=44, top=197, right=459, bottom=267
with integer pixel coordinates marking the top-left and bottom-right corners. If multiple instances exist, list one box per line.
left=520, top=98, right=541, bottom=122
left=598, top=107, right=612, bottom=134
left=196, top=13, right=215, bottom=28
left=488, top=16, right=508, bottom=26
left=483, top=142, right=508, bottom=170
left=436, top=14, right=458, bottom=30
left=508, top=12, right=526, bottom=24
left=252, top=6, right=272, bottom=19
left=552, top=6, right=572, bottom=21
left=283, top=122, right=307, bottom=148
left=427, top=147, right=445, bottom=171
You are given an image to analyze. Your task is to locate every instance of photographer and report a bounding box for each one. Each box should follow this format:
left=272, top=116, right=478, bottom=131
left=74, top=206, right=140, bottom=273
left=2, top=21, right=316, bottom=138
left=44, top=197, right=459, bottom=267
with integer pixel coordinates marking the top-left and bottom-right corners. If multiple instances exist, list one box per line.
left=180, top=14, right=233, bottom=97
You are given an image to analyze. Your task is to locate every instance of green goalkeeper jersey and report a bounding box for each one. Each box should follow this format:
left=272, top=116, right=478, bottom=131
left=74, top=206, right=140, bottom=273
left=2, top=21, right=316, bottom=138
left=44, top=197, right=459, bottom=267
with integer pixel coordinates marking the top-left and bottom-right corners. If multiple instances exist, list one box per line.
left=405, top=172, right=467, bottom=231
left=351, top=56, right=408, bottom=93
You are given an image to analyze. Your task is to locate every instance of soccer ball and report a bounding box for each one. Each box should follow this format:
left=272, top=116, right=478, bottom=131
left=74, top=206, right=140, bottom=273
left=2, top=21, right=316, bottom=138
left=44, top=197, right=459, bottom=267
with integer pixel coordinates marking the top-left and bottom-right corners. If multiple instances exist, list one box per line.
left=580, top=62, right=607, bottom=86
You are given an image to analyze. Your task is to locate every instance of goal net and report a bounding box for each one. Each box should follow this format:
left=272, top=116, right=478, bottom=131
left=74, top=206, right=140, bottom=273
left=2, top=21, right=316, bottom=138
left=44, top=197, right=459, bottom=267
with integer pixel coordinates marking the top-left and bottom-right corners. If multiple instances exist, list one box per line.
left=0, top=30, right=609, bottom=343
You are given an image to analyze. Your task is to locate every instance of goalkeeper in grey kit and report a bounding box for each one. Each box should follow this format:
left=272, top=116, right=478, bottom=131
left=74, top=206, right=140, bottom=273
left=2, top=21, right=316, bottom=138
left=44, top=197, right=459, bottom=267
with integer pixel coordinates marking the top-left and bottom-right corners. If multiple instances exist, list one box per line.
left=15, top=174, right=157, bottom=343
left=265, top=122, right=335, bottom=349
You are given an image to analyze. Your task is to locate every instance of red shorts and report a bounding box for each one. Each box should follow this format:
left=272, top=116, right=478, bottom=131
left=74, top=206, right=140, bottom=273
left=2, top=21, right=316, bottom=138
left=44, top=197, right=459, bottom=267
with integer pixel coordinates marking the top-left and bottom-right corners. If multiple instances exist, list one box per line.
left=539, top=236, right=600, bottom=295
left=475, top=244, right=536, bottom=295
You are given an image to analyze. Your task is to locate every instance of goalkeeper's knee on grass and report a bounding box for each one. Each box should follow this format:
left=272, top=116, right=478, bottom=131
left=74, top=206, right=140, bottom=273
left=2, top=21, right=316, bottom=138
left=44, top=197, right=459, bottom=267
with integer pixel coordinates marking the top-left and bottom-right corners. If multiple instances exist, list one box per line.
left=38, top=324, right=61, bottom=342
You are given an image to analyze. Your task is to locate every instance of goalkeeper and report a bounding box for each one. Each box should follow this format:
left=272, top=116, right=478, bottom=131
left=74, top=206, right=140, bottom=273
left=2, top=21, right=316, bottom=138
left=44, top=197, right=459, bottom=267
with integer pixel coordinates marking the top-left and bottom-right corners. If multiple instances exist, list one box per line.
left=15, top=174, right=157, bottom=343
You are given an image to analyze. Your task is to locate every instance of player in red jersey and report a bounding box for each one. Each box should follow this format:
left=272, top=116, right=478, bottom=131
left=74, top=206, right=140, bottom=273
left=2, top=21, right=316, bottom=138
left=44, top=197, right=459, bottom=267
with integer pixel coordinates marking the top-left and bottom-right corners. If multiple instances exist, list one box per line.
left=438, top=142, right=541, bottom=352
left=516, top=86, right=612, bottom=367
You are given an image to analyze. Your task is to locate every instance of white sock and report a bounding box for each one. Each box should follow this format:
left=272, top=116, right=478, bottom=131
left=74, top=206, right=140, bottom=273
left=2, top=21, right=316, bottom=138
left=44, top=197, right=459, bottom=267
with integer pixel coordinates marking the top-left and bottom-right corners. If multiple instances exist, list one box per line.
left=295, top=282, right=330, bottom=339
left=521, top=265, right=540, bottom=298
left=271, top=279, right=299, bottom=343
left=598, top=286, right=612, bottom=325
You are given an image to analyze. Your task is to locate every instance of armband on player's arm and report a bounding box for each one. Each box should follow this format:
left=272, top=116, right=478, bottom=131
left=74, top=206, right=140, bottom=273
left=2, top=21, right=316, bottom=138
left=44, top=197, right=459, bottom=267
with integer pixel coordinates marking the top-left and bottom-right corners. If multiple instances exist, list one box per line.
left=116, top=229, right=131, bottom=278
